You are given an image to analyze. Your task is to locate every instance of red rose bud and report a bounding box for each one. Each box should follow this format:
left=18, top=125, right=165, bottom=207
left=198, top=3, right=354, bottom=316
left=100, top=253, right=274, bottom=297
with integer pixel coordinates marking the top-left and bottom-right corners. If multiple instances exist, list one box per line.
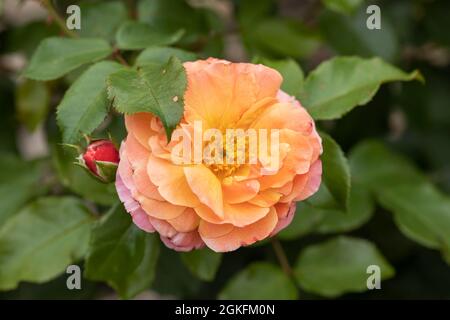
left=79, top=139, right=119, bottom=183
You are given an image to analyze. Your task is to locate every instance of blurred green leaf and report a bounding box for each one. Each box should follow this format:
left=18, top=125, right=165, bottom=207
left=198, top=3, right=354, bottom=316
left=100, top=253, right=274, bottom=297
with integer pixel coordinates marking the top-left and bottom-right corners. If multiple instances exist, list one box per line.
left=299, top=56, right=423, bottom=120
left=294, top=236, right=394, bottom=297
left=237, top=0, right=275, bottom=27
left=52, top=144, right=117, bottom=206
left=349, top=141, right=426, bottom=189
left=250, top=19, right=321, bottom=59
left=24, top=38, right=112, bottom=81
left=79, top=0, right=128, bottom=41
left=15, top=79, right=50, bottom=132
left=85, top=204, right=160, bottom=299
left=136, top=47, right=197, bottom=66
left=56, top=61, right=124, bottom=144
left=2, top=21, right=59, bottom=57
left=116, top=21, right=184, bottom=50
left=219, top=262, right=297, bottom=300
left=180, top=249, right=222, bottom=282
left=349, top=141, right=450, bottom=261
left=379, top=184, right=450, bottom=254
left=320, top=8, right=398, bottom=61
left=108, top=56, right=186, bottom=139
left=137, top=0, right=216, bottom=45
left=0, top=197, right=94, bottom=291
left=321, top=0, right=364, bottom=15
left=152, top=248, right=204, bottom=298
left=425, top=1, right=450, bottom=47
left=0, top=154, right=47, bottom=225
left=320, top=132, right=351, bottom=209
left=314, top=184, right=374, bottom=234
left=254, top=57, right=304, bottom=96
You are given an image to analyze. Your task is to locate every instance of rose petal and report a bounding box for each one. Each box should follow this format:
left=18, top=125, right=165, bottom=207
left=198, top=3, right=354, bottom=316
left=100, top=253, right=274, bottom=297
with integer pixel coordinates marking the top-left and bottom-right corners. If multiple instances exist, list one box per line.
left=198, top=207, right=278, bottom=252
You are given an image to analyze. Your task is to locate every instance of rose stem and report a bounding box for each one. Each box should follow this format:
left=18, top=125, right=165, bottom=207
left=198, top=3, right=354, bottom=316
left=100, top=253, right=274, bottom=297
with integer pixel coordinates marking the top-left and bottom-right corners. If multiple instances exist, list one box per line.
left=40, top=0, right=78, bottom=38
left=112, top=48, right=130, bottom=66
left=271, top=237, right=294, bottom=278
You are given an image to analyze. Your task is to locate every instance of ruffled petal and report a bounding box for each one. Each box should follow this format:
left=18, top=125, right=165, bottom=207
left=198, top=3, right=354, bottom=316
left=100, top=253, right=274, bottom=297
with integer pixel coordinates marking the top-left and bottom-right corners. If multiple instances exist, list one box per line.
left=198, top=206, right=278, bottom=252
left=125, top=113, right=157, bottom=150
left=270, top=202, right=296, bottom=236
left=167, top=208, right=200, bottom=233
left=116, top=173, right=155, bottom=233
left=138, top=195, right=186, bottom=220
left=295, top=160, right=322, bottom=201
left=222, top=178, right=260, bottom=204
left=160, top=231, right=205, bottom=252
left=184, top=165, right=224, bottom=217
left=184, top=59, right=282, bottom=129
left=147, top=155, right=200, bottom=207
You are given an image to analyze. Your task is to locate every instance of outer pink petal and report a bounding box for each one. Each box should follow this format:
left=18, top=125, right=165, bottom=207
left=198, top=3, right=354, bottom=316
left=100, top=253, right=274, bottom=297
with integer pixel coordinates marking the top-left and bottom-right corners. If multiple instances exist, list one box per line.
left=295, top=160, right=322, bottom=201
left=270, top=202, right=296, bottom=236
left=160, top=232, right=205, bottom=252
left=116, top=173, right=155, bottom=233
left=150, top=216, right=204, bottom=251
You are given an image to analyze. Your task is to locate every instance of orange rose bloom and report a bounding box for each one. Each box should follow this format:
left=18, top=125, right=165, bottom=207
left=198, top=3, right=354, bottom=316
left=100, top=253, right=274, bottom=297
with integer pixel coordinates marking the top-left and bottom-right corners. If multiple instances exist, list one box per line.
left=116, top=58, right=322, bottom=252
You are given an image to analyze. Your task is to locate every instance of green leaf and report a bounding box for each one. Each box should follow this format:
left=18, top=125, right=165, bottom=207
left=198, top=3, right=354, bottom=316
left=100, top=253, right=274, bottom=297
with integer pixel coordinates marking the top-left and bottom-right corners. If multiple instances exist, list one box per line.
left=0, top=197, right=94, bottom=290
left=218, top=262, right=298, bottom=300
left=320, top=8, right=398, bottom=61
left=116, top=21, right=184, bottom=50
left=349, top=141, right=450, bottom=260
left=279, top=183, right=374, bottom=239
left=378, top=184, right=450, bottom=255
left=95, top=161, right=119, bottom=184
left=137, top=0, right=215, bottom=45
left=349, top=141, right=426, bottom=189
left=78, top=0, right=128, bottom=41
left=152, top=248, right=204, bottom=297
left=249, top=18, right=321, bottom=59
left=237, top=0, right=274, bottom=26
left=278, top=201, right=324, bottom=240
left=56, top=61, right=124, bottom=144
left=15, top=79, right=50, bottom=131
left=52, top=144, right=117, bottom=206
left=85, top=204, right=160, bottom=299
left=313, top=184, right=374, bottom=234
left=135, top=47, right=197, bottom=66
left=180, top=249, right=222, bottom=282
left=321, top=0, right=364, bottom=15
left=294, top=236, right=394, bottom=297
left=0, top=154, right=47, bottom=225
left=108, top=56, right=187, bottom=139
left=298, top=56, right=423, bottom=120
left=2, top=21, right=59, bottom=57
left=238, top=0, right=273, bottom=56
left=254, top=57, right=304, bottom=96
left=24, top=37, right=112, bottom=81
left=320, top=132, right=351, bottom=209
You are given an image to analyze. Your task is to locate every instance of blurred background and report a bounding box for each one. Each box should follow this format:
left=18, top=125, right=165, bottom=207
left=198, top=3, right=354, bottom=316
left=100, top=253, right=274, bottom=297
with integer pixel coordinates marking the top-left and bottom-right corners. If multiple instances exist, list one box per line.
left=0, top=0, right=449, bottom=299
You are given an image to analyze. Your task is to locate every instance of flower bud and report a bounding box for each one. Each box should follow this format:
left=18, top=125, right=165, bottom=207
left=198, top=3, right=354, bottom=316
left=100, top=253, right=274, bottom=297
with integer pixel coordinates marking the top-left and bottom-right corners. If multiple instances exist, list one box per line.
left=78, top=139, right=119, bottom=183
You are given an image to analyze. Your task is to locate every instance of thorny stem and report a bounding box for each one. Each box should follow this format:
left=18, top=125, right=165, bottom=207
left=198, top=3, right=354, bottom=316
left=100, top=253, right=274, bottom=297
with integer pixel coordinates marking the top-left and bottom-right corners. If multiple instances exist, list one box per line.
left=126, top=0, right=137, bottom=20
left=113, top=48, right=130, bottom=66
left=40, top=0, right=78, bottom=38
left=271, top=237, right=294, bottom=278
